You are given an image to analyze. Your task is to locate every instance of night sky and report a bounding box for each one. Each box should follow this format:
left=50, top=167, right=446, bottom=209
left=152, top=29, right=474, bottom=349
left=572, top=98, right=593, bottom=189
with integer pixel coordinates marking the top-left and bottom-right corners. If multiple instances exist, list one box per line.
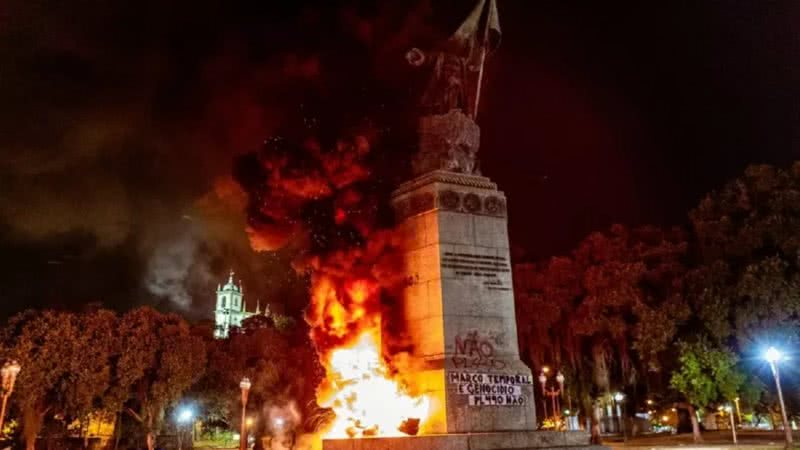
left=1, top=1, right=797, bottom=320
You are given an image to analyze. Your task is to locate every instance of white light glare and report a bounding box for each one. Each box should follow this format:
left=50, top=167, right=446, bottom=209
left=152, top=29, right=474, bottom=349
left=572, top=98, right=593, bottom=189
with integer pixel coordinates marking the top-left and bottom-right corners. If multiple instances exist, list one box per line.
left=765, top=347, right=784, bottom=363
left=614, top=392, right=624, bottom=402
left=177, top=407, right=194, bottom=423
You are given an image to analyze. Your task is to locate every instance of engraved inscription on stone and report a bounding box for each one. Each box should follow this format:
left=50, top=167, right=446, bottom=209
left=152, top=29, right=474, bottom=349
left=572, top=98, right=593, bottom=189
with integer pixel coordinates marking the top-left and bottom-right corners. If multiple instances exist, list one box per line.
left=441, top=251, right=511, bottom=291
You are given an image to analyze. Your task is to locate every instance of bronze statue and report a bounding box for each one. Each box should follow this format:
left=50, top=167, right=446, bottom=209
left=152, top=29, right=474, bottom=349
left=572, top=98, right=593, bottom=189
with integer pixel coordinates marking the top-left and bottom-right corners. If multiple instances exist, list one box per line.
left=407, top=45, right=472, bottom=116
left=407, top=0, right=501, bottom=120
left=406, top=0, right=501, bottom=176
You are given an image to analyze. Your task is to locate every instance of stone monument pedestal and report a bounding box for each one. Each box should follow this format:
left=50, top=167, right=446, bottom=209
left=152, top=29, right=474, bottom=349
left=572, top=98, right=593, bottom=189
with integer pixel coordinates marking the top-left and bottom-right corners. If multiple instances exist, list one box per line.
left=322, top=170, right=601, bottom=450
left=390, top=170, right=535, bottom=434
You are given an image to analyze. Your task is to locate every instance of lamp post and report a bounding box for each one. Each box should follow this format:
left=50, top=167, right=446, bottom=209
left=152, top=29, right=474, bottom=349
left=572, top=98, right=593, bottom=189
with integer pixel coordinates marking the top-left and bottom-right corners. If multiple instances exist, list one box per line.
left=0, top=360, right=21, bottom=434
left=555, top=371, right=567, bottom=429
left=764, top=347, right=792, bottom=448
left=240, top=377, right=251, bottom=450
left=176, top=407, right=194, bottom=450
left=539, top=369, right=565, bottom=430
left=538, top=371, right=548, bottom=427
left=725, top=405, right=737, bottom=444
left=613, top=392, right=625, bottom=440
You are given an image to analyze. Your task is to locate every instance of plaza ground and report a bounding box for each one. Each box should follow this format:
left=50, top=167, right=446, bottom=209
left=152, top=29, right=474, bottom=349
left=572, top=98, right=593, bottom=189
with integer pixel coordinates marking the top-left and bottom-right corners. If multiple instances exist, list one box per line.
left=192, top=431, right=799, bottom=450
left=605, top=430, right=800, bottom=449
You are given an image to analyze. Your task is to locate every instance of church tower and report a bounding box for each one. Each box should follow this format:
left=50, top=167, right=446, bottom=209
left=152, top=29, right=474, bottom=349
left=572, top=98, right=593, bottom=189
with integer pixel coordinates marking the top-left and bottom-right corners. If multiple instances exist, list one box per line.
left=214, top=270, right=249, bottom=338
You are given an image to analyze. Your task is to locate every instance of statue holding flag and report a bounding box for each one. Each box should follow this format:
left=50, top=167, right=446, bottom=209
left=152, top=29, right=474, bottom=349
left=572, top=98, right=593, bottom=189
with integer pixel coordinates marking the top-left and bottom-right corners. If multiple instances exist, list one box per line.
left=407, top=0, right=501, bottom=119
left=407, top=0, right=501, bottom=175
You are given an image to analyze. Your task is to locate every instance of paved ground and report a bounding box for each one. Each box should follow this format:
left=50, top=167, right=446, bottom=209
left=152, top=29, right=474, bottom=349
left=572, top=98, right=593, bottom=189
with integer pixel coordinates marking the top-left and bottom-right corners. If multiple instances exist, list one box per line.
left=196, top=431, right=799, bottom=450
left=605, top=430, right=799, bottom=449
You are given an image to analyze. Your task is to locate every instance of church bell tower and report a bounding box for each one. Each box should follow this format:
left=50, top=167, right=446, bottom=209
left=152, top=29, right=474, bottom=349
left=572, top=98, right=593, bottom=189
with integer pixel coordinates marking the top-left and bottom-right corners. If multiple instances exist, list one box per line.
left=214, top=270, right=246, bottom=338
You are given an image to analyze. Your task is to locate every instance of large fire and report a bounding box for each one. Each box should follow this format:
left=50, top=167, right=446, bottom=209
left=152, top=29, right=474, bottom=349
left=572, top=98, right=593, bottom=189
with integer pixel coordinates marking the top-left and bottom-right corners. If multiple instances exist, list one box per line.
left=319, top=331, right=430, bottom=438
left=309, top=275, right=430, bottom=439
left=236, top=131, right=429, bottom=439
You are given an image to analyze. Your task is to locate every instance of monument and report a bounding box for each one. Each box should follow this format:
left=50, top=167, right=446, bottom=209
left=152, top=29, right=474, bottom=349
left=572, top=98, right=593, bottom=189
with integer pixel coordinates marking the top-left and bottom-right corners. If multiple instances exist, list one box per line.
left=325, top=1, right=599, bottom=449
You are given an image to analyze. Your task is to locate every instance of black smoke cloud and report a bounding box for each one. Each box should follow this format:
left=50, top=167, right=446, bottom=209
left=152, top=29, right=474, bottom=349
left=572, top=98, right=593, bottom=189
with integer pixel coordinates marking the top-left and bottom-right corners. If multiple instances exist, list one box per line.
left=0, top=0, right=441, bottom=319
left=0, top=0, right=498, bottom=321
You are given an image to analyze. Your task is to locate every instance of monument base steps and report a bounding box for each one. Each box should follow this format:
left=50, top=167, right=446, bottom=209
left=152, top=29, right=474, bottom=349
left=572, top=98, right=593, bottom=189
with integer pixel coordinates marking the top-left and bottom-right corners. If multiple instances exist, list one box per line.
left=324, top=431, right=603, bottom=450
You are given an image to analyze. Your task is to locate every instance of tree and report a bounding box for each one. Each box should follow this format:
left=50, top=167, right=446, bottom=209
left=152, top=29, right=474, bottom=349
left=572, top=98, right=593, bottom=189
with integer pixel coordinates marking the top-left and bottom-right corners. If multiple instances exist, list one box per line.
left=116, top=307, right=206, bottom=450
left=670, top=339, right=745, bottom=442
left=688, top=163, right=800, bottom=348
left=61, top=309, right=118, bottom=445
left=0, top=309, right=118, bottom=450
left=514, top=225, right=689, bottom=443
left=192, top=315, right=321, bottom=445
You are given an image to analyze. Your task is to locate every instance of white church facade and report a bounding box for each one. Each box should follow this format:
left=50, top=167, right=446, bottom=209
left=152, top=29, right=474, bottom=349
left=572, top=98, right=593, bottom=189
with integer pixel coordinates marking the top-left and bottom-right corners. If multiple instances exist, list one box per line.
left=214, top=270, right=268, bottom=338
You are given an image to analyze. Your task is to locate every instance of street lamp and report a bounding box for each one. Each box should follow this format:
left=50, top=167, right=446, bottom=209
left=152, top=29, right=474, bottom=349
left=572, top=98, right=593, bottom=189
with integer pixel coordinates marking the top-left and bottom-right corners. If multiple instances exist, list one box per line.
left=613, top=392, right=625, bottom=439
left=539, top=370, right=565, bottom=430
left=725, top=405, right=737, bottom=444
left=538, top=371, right=548, bottom=427
left=764, top=347, right=792, bottom=448
left=239, top=377, right=251, bottom=450
left=0, top=361, right=21, bottom=434
left=175, top=407, right=195, bottom=450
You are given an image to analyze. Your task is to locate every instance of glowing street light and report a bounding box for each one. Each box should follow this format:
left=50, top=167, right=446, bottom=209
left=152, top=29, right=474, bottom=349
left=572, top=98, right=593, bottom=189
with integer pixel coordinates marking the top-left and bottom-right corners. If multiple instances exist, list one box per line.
left=175, top=407, right=195, bottom=450
left=734, top=397, right=742, bottom=427
left=538, top=371, right=548, bottom=426
left=240, top=377, right=252, bottom=450
left=765, top=347, right=783, bottom=363
left=613, top=392, right=625, bottom=440
left=724, top=405, right=737, bottom=444
left=177, top=407, right=194, bottom=424
left=539, top=370, right=566, bottom=429
left=0, top=361, right=21, bottom=433
left=764, top=347, right=792, bottom=448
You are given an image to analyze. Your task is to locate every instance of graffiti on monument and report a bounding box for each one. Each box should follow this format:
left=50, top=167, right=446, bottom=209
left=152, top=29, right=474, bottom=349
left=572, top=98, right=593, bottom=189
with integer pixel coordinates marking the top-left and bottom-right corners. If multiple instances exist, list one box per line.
left=452, top=330, right=507, bottom=370
left=447, top=371, right=532, bottom=407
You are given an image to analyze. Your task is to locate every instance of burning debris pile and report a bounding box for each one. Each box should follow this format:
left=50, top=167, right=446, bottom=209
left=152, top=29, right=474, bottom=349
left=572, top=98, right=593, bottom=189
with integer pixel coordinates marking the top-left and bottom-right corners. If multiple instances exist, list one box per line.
left=235, top=131, right=429, bottom=438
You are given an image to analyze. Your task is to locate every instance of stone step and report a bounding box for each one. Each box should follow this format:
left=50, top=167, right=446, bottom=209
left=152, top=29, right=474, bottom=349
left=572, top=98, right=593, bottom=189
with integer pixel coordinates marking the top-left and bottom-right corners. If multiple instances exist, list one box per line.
left=324, top=431, right=607, bottom=450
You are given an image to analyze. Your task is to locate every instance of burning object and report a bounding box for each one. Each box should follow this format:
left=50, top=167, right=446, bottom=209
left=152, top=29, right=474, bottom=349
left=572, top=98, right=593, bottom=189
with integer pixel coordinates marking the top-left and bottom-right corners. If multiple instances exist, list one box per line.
left=317, top=331, right=430, bottom=438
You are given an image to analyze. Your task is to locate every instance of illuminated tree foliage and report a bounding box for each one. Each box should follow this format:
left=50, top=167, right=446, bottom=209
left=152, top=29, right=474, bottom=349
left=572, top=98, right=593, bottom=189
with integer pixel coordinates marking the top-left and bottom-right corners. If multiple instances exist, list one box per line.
left=0, top=307, right=205, bottom=450
left=117, top=308, right=206, bottom=450
left=670, top=339, right=745, bottom=442
left=0, top=309, right=118, bottom=450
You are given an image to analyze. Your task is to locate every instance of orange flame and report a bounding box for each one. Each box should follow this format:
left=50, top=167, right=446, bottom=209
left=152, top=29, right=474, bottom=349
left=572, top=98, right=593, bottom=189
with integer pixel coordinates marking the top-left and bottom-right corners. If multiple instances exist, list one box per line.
left=319, top=331, right=429, bottom=438
left=308, top=275, right=430, bottom=438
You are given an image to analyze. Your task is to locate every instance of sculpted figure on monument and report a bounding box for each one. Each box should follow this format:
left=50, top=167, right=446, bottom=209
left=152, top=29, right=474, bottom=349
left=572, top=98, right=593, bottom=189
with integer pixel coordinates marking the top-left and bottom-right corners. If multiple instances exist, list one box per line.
left=406, top=0, right=500, bottom=176
left=406, top=46, right=471, bottom=116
